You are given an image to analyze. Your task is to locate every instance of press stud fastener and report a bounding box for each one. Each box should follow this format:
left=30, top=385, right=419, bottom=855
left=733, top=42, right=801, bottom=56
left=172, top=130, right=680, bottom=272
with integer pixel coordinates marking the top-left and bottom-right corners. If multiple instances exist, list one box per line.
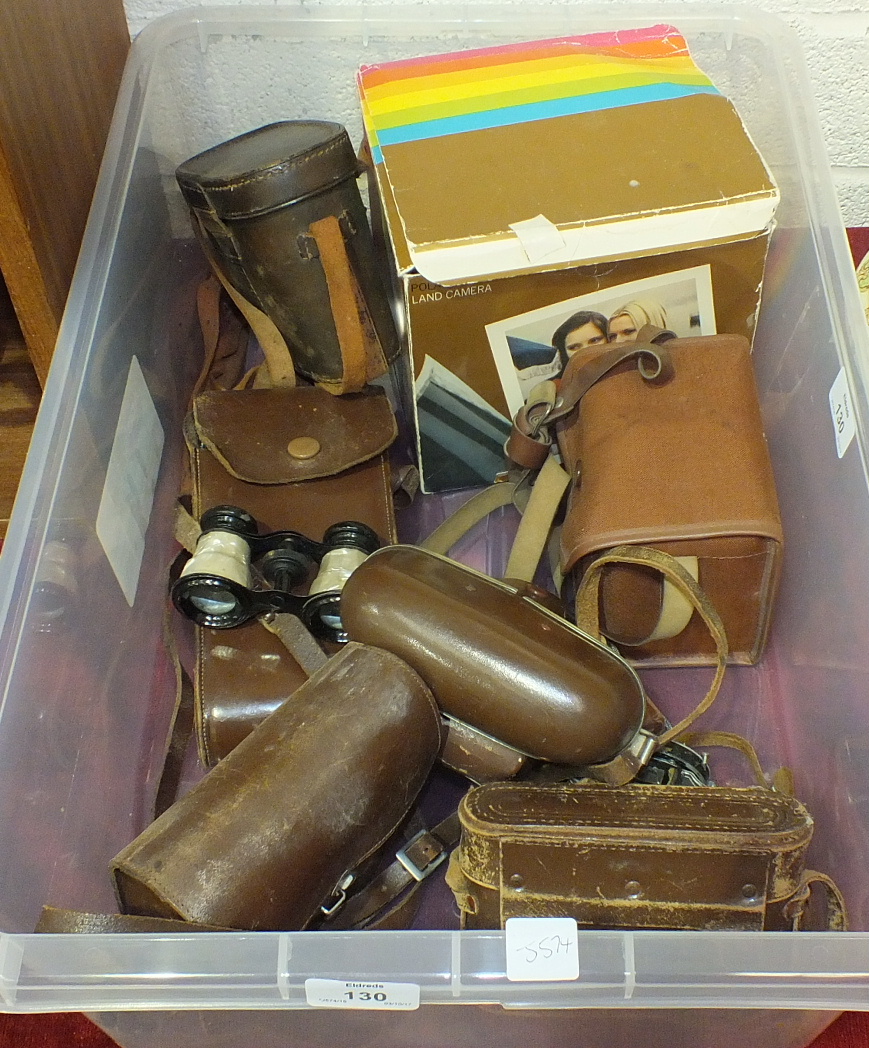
left=287, top=437, right=320, bottom=459
left=625, top=880, right=643, bottom=899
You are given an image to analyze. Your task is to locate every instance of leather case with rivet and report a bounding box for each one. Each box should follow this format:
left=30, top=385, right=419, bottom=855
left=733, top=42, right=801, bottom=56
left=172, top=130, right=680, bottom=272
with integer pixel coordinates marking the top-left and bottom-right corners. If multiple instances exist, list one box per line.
left=340, top=544, right=648, bottom=772
left=445, top=781, right=848, bottom=932
left=111, top=643, right=442, bottom=931
left=185, top=383, right=398, bottom=765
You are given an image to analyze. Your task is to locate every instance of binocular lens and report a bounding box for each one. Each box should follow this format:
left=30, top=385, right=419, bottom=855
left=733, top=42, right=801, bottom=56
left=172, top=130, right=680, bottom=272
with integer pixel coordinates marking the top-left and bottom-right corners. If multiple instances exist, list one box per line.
left=188, top=587, right=241, bottom=617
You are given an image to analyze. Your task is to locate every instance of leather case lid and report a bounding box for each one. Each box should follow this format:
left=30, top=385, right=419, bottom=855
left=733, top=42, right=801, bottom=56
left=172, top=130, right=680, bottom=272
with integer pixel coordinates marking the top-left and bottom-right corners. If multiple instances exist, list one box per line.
left=176, top=120, right=358, bottom=219
left=557, top=334, right=784, bottom=571
left=192, top=385, right=397, bottom=484
left=461, top=781, right=812, bottom=848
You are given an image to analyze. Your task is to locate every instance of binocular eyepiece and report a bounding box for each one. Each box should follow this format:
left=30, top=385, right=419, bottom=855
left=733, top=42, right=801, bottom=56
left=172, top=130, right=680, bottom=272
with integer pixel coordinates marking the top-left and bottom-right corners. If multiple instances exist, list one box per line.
left=171, top=505, right=379, bottom=643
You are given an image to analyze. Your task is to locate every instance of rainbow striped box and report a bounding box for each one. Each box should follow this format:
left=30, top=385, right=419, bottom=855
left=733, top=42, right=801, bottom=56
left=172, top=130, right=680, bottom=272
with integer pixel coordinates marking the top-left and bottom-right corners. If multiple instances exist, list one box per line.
left=358, top=27, right=779, bottom=492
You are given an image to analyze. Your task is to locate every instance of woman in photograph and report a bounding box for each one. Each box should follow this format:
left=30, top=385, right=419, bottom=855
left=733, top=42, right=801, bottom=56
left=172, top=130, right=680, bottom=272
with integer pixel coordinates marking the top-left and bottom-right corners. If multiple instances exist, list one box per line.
left=551, top=309, right=609, bottom=367
left=608, top=298, right=668, bottom=343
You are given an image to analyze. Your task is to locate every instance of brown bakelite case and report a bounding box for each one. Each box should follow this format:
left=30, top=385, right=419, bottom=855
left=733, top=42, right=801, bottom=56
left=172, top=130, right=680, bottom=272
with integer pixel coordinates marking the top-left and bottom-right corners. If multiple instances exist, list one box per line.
left=340, top=544, right=646, bottom=768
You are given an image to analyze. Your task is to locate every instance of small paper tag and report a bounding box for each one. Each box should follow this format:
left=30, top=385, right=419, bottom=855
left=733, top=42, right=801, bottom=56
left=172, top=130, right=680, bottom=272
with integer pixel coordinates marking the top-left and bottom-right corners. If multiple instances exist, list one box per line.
left=505, top=916, right=579, bottom=982
left=96, top=357, right=165, bottom=605
left=304, top=978, right=420, bottom=1010
left=829, top=366, right=856, bottom=459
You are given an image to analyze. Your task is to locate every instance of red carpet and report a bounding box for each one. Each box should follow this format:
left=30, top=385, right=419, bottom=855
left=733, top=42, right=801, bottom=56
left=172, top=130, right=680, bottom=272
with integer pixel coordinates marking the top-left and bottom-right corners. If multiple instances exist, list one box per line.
left=0, top=1009, right=867, bottom=1048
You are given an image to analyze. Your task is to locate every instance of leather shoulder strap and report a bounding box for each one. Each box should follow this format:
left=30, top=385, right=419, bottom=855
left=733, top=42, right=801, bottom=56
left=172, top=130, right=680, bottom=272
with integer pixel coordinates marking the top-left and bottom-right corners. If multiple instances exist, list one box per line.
left=506, top=337, right=675, bottom=471
left=575, top=544, right=728, bottom=749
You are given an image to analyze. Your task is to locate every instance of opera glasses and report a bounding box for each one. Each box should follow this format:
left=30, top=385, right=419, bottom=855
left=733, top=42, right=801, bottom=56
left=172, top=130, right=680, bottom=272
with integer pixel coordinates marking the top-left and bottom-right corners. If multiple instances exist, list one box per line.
left=171, top=505, right=380, bottom=642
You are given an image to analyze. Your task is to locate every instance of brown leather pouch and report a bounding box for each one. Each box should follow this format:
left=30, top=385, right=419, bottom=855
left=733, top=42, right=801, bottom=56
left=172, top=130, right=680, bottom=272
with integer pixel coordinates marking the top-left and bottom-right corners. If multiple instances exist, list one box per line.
left=340, top=544, right=648, bottom=775
left=557, top=330, right=782, bottom=666
left=111, top=643, right=442, bottom=931
left=446, top=780, right=847, bottom=932
left=185, top=383, right=398, bottom=764
left=509, top=328, right=783, bottom=666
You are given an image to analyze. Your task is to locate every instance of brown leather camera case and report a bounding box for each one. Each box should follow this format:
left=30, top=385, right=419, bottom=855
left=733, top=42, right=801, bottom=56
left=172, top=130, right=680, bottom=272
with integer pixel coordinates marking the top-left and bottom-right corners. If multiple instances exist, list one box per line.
left=186, top=384, right=397, bottom=764
left=556, top=333, right=783, bottom=666
left=446, top=781, right=846, bottom=932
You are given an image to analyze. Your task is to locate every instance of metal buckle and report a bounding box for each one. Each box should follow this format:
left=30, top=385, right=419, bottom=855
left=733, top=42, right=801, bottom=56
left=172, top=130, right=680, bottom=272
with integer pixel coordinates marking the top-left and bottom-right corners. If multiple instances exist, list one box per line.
left=395, top=830, right=448, bottom=882
left=319, top=872, right=356, bottom=917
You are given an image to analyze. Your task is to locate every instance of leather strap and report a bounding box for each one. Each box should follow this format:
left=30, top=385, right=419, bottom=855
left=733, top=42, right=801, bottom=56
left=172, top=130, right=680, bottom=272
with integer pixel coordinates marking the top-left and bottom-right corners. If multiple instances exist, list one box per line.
left=575, top=545, right=728, bottom=749
left=192, top=274, right=250, bottom=396
left=678, top=729, right=797, bottom=795
left=421, top=480, right=520, bottom=556
left=319, top=813, right=461, bottom=931
left=309, top=214, right=389, bottom=395
left=260, top=612, right=329, bottom=677
left=35, top=906, right=229, bottom=934
left=506, top=335, right=675, bottom=471
left=645, top=555, right=699, bottom=642
left=153, top=563, right=197, bottom=820
left=783, top=870, right=848, bottom=932
left=193, top=212, right=296, bottom=389
left=504, top=457, right=570, bottom=584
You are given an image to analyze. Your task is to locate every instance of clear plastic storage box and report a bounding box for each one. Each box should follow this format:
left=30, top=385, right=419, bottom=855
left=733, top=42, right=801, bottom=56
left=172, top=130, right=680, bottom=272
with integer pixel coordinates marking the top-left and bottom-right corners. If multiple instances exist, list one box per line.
left=1, top=6, right=868, bottom=1048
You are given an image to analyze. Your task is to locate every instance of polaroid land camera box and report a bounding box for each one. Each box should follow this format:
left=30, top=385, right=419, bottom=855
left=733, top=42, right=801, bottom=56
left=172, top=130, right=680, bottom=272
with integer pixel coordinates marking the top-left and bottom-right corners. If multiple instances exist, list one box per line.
left=358, top=25, right=780, bottom=493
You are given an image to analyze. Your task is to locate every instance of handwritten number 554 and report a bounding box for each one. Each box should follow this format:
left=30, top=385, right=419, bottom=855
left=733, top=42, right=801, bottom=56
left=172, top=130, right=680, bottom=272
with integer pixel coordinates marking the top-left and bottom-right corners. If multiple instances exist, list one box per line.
left=516, top=935, right=573, bottom=963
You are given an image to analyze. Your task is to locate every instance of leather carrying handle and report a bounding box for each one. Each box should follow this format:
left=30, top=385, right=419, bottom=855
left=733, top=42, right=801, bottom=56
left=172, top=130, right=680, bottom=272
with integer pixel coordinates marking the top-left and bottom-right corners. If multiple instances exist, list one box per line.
left=575, top=545, right=728, bottom=748
left=784, top=870, right=848, bottom=932
left=309, top=213, right=389, bottom=395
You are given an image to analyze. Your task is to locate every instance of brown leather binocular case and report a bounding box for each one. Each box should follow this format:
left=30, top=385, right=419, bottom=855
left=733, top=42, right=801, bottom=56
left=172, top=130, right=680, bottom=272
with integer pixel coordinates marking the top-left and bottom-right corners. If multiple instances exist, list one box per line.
left=111, top=644, right=441, bottom=932
left=446, top=780, right=847, bottom=933
left=176, top=120, right=400, bottom=395
left=184, top=383, right=398, bottom=766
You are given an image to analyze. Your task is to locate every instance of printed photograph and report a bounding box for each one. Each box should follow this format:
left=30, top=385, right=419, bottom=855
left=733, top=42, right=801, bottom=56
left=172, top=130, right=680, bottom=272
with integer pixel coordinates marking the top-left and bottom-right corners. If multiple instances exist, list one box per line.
left=484, top=265, right=717, bottom=416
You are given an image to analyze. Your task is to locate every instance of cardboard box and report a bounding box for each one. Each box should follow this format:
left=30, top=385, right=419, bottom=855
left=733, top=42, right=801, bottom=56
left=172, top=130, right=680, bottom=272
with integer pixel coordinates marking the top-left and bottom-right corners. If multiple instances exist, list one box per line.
left=359, top=26, right=780, bottom=492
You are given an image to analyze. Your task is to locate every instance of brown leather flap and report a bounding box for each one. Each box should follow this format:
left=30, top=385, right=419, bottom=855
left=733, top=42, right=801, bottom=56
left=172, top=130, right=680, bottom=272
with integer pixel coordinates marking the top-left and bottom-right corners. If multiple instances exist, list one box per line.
left=192, top=385, right=397, bottom=484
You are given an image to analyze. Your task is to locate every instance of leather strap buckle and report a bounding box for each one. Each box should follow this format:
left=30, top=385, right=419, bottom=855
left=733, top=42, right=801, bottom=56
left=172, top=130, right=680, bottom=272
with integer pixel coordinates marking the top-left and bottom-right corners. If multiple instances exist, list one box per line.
left=320, top=872, right=356, bottom=917
left=396, top=829, right=449, bottom=882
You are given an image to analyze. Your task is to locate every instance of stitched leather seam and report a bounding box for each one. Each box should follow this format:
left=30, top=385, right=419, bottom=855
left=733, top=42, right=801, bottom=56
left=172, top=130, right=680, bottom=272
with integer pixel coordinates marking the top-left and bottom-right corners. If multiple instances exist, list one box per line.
left=377, top=451, right=398, bottom=543
left=200, top=138, right=347, bottom=193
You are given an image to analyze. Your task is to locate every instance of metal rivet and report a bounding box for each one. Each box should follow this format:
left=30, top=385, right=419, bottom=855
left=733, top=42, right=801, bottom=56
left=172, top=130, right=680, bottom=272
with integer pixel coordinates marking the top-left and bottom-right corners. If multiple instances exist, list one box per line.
left=625, top=880, right=643, bottom=899
left=742, top=883, right=759, bottom=902
left=509, top=873, right=524, bottom=889
left=287, top=437, right=321, bottom=460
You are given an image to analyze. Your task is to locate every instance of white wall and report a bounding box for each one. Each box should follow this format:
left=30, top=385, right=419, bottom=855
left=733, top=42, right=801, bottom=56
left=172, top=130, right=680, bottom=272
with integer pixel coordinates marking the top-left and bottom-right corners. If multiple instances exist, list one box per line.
left=123, top=0, right=868, bottom=226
